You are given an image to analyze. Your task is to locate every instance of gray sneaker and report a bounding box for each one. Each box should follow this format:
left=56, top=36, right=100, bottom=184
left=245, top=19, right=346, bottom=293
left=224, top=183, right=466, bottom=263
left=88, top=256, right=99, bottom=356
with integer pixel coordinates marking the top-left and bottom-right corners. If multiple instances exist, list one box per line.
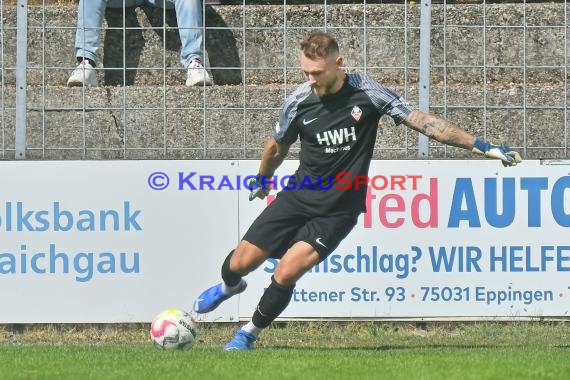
left=186, top=59, right=213, bottom=86
left=67, top=60, right=98, bottom=87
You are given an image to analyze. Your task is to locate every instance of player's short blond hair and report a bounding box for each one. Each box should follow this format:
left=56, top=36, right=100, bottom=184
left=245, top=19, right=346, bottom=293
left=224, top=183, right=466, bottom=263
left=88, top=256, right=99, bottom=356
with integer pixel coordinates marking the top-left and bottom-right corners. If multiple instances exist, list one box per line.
left=300, top=32, right=339, bottom=60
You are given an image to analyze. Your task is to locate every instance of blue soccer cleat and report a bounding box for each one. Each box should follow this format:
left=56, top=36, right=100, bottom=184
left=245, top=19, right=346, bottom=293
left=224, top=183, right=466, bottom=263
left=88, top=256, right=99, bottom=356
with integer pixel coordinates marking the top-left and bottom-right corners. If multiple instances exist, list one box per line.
left=193, top=279, right=247, bottom=314
left=224, top=330, right=256, bottom=351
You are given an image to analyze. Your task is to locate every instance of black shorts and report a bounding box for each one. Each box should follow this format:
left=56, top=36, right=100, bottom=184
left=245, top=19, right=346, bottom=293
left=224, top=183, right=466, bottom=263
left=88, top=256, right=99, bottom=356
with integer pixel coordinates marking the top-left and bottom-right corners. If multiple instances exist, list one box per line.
left=242, top=190, right=359, bottom=261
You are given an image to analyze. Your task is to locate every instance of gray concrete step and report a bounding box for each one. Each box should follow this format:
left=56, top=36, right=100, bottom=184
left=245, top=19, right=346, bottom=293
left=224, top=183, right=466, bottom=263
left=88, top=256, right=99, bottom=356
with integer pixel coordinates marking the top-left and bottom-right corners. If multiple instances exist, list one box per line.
left=1, top=3, right=566, bottom=86
left=1, top=83, right=565, bottom=160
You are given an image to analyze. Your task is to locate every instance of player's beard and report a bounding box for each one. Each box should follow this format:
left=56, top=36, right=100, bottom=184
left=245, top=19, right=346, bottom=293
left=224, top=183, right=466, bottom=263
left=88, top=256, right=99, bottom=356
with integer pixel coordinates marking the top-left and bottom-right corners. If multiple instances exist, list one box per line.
left=312, top=75, right=342, bottom=97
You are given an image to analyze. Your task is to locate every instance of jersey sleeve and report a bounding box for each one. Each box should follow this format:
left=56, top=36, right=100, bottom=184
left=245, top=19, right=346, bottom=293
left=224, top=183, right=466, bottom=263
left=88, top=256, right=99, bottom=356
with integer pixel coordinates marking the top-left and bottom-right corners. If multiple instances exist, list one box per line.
left=349, top=74, right=414, bottom=125
left=384, top=94, right=414, bottom=125
left=272, top=83, right=312, bottom=146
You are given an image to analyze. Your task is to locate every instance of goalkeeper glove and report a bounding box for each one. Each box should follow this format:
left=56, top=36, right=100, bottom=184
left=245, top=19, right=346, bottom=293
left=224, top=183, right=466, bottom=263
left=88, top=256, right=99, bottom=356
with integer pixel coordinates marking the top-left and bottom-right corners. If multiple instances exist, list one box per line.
left=247, top=174, right=272, bottom=201
left=472, top=138, right=522, bottom=167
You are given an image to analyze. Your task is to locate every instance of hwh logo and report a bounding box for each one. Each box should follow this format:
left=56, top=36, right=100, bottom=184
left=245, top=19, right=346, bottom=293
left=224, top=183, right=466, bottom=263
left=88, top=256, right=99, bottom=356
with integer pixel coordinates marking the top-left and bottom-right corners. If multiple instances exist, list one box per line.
left=316, top=127, right=356, bottom=146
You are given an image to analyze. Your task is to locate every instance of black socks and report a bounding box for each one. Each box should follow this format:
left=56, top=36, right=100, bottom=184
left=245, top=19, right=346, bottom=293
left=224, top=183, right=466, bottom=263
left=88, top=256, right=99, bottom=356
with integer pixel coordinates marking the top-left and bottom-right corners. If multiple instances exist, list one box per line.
left=221, top=250, right=242, bottom=287
left=252, top=275, right=294, bottom=328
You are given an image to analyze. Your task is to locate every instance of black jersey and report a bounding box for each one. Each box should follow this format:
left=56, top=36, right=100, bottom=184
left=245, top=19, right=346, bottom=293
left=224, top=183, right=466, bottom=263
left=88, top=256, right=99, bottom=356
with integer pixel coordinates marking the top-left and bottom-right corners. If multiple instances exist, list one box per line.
left=272, top=73, right=414, bottom=213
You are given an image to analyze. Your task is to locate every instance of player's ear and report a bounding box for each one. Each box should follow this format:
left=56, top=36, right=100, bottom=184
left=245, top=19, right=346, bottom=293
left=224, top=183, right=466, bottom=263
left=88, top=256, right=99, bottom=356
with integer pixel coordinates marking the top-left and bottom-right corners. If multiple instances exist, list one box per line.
left=335, top=56, right=344, bottom=69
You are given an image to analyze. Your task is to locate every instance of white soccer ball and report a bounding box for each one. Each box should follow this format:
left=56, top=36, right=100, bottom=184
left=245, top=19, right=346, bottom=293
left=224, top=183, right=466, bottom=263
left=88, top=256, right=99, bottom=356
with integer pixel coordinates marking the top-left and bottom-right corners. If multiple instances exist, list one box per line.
left=150, top=308, right=198, bottom=350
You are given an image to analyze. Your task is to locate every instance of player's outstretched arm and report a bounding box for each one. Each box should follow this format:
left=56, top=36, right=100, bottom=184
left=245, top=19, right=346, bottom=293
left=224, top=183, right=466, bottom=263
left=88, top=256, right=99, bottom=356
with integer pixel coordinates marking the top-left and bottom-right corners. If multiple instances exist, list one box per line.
left=403, top=109, right=522, bottom=167
left=248, top=137, right=290, bottom=201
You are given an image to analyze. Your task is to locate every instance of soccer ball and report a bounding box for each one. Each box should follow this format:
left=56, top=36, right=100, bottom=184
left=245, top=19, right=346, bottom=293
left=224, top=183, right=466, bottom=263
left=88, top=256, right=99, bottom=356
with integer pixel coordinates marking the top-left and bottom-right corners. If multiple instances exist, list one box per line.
left=150, top=308, right=198, bottom=350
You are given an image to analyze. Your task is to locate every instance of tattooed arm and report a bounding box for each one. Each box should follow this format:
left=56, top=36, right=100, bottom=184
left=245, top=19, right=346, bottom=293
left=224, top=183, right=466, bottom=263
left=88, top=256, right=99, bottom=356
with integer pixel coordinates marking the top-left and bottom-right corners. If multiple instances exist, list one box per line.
left=402, top=109, right=522, bottom=166
left=402, top=109, right=476, bottom=149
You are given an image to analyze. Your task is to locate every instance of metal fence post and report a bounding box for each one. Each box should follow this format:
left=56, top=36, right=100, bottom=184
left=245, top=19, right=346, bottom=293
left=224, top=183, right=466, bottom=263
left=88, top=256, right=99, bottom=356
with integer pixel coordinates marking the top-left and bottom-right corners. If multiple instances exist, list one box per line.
left=15, top=0, right=27, bottom=159
left=418, top=0, right=431, bottom=158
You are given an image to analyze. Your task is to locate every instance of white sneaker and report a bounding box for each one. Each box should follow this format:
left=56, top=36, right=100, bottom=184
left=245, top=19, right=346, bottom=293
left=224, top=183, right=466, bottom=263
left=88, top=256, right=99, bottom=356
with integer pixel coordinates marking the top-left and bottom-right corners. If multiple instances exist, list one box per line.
left=67, top=60, right=98, bottom=87
left=186, top=59, right=213, bottom=87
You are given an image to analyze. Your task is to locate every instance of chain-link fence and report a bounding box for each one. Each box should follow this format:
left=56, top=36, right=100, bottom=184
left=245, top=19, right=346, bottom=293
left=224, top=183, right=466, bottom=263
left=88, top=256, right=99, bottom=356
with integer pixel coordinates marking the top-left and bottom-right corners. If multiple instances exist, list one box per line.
left=0, top=1, right=567, bottom=160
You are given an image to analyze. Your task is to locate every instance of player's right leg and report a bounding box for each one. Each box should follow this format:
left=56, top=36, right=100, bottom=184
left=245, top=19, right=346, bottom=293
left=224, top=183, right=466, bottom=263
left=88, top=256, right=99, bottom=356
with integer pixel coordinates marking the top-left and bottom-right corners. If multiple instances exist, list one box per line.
left=193, top=241, right=267, bottom=313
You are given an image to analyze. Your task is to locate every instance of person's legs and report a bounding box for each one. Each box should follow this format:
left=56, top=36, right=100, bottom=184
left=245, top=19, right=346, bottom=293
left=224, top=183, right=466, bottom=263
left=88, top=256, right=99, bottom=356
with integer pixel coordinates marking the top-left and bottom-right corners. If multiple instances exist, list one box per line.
left=150, top=0, right=211, bottom=85
left=68, top=0, right=107, bottom=86
left=75, top=0, right=143, bottom=63
left=174, top=0, right=204, bottom=66
left=224, top=241, right=319, bottom=351
left=174, top=0, right=211, bottom=85
left=225, top=211, right=359, bottom=351
left=74, top=0, right=107, bottom=64
left=69, top=0, right=143, bottom=86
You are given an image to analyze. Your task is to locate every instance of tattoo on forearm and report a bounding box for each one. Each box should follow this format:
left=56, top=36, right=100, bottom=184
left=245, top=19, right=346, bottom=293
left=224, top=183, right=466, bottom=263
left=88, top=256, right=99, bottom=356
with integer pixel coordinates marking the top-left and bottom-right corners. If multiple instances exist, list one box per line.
left=423, top=119, right=449, bottom=138
left=407, top=111, right=470, bottom=148
left=422, top=118, right=467, bottom=148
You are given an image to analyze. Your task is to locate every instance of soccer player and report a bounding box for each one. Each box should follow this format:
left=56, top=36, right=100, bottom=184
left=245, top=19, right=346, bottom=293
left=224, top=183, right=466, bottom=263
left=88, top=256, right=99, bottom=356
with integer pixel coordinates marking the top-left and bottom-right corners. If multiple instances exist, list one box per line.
left=193, top=31, right=521, bottom=351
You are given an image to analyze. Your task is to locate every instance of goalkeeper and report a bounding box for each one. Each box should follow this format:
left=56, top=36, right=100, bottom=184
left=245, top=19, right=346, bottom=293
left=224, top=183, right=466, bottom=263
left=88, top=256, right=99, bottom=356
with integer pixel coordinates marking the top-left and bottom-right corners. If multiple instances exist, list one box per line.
left=193, top=31, right=521, bottom=351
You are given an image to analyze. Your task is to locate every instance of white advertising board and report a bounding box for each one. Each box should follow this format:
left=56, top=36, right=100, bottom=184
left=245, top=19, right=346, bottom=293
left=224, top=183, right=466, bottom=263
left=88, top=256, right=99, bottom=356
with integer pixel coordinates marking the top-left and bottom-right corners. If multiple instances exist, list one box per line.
left=1, top=160, right=569, bottom=322
left=239, top=159, right=570, bottom=320
left=0, top=161, right=240, bottom=323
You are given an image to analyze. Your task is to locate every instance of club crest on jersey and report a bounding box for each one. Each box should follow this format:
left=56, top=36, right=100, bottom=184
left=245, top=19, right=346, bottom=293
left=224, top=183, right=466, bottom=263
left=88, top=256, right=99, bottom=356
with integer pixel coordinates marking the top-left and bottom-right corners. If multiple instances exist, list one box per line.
left=351, top=106, right=362, bottom=121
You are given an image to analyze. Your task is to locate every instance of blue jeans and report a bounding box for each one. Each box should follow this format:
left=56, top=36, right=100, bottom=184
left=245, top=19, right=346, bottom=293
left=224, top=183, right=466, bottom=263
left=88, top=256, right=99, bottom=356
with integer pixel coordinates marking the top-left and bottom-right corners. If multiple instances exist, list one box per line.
left=75, top=0, right=204, bottom=68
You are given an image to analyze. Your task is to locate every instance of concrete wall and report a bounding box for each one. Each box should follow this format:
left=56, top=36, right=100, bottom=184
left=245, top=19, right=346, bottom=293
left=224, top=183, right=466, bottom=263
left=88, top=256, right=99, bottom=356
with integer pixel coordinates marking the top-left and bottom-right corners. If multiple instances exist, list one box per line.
left=1, top=3, right=568, bottom=159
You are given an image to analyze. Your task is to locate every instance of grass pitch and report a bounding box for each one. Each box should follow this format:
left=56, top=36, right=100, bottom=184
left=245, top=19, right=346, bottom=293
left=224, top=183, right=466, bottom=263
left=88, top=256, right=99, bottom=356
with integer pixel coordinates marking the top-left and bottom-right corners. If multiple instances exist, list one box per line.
left=1, top=321, right=569, bottom=380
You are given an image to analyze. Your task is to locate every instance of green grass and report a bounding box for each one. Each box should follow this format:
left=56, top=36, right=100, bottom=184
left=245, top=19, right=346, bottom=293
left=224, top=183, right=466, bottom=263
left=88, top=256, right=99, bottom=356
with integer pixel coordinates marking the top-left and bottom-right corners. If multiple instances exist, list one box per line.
left=1, top=322, right=569, bottom=380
